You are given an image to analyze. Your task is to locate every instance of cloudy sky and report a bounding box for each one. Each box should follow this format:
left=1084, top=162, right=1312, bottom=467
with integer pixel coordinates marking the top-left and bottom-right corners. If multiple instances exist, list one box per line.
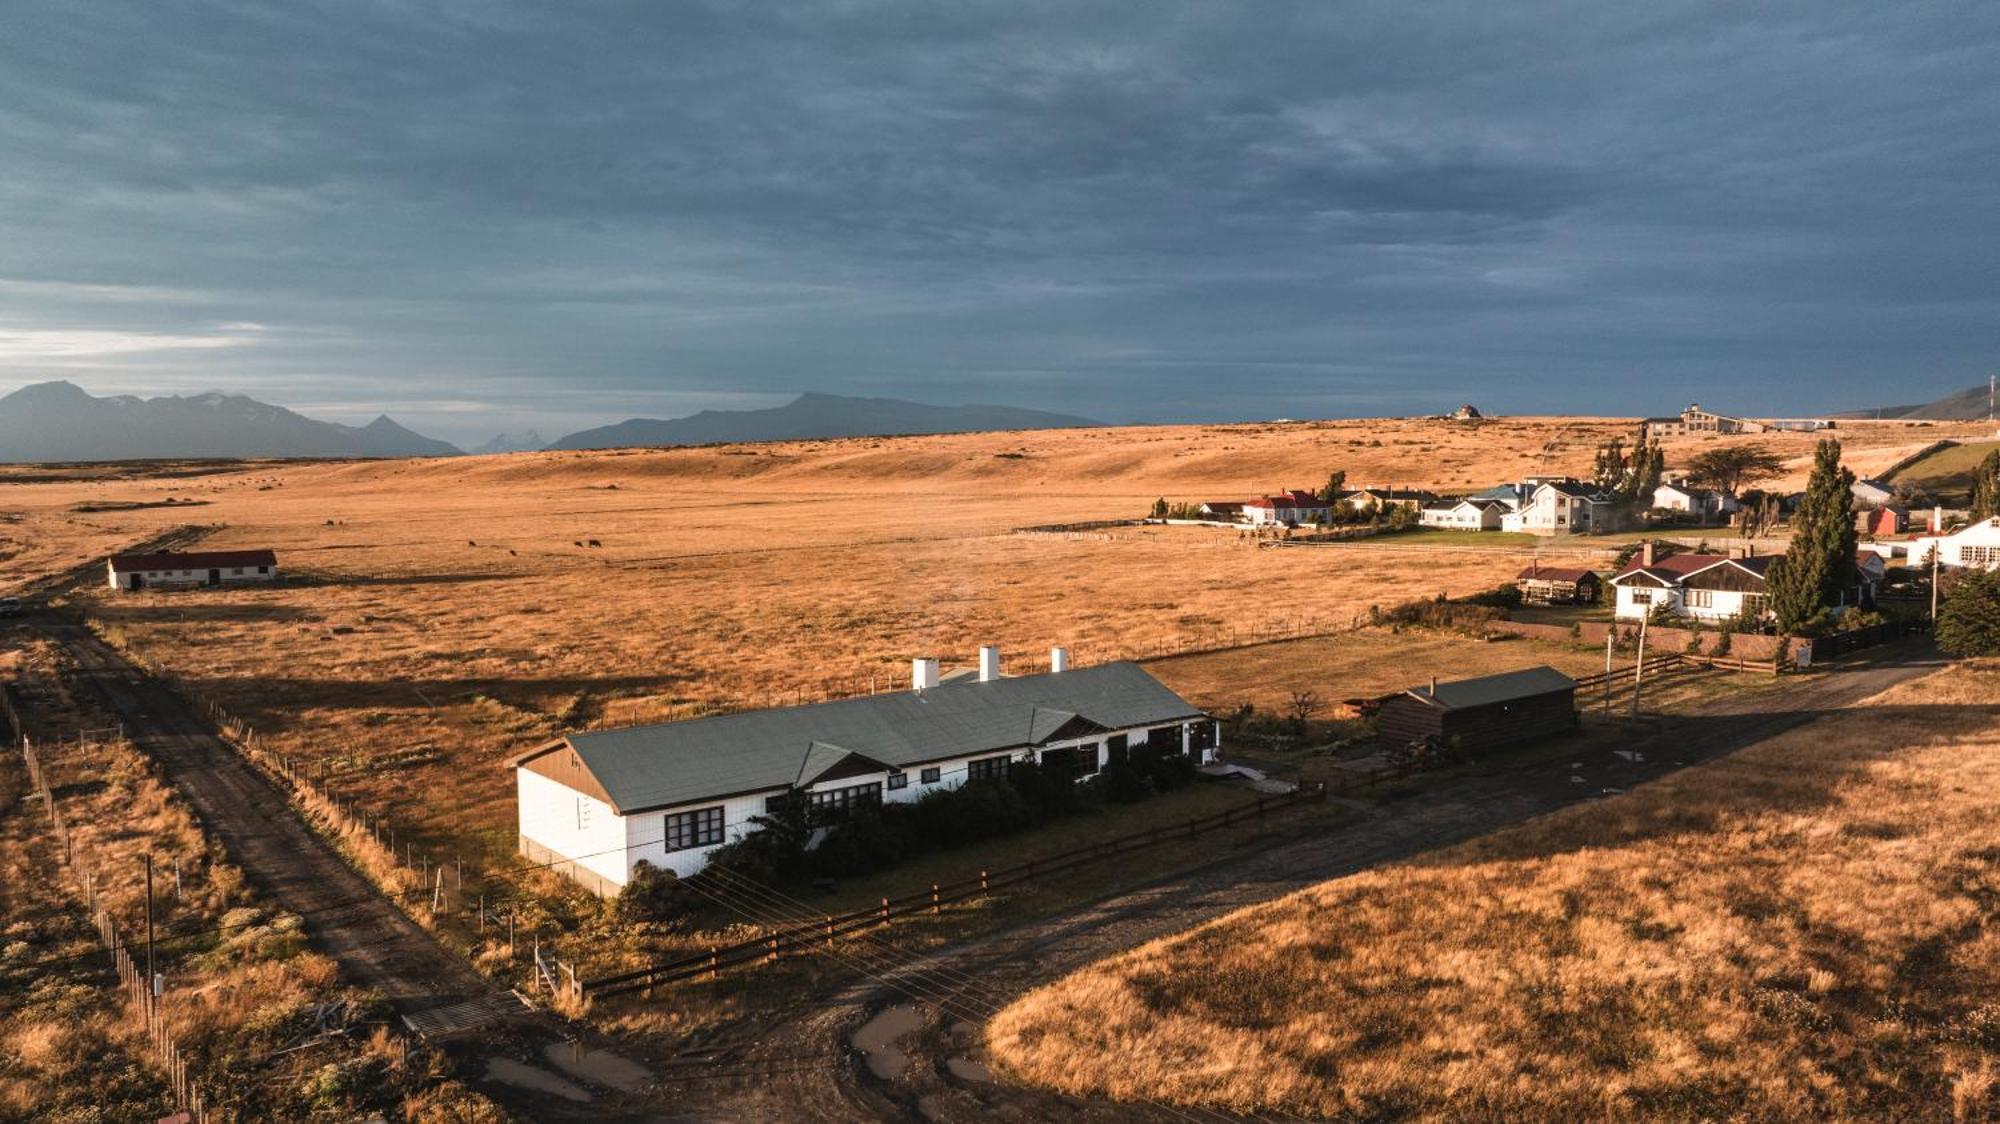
left=2, top=2, right=1995, bottom=445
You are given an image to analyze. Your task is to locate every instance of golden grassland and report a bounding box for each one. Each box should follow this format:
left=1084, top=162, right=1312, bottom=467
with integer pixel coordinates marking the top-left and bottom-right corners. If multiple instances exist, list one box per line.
left=0, top=639, right=503, bottom=1122
left=0, top=416, right=1982, bottom=873
left=985, top=660, right=2000, bottom=1122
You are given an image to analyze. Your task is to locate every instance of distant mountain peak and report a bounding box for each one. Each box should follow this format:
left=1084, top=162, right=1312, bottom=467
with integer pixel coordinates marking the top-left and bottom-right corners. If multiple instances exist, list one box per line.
left=0, top=381, right=464, bottom=463
left=546, top=391, right=1100, bottom=451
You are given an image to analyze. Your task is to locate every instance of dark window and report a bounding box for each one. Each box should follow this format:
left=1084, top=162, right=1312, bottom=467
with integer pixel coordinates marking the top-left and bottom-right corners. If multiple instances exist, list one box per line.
left=920, top=766, right=941, bottom=784
left=808, top=781, right=882, bottom=822
left=887, top=770, right=908, bottom=790
left=1105, top=734, right=1130, bottom=767
left=1041, top=745, right=1099, bottom=779
left=967, top=756, right=1009, bottom=783
left=764, top=794, right=786, bottom=813
left=1187, top=721, right=1218, bottom=754
left=664, top=806, right=724, bottom=852
left=257, top=565, right=269, bottom=574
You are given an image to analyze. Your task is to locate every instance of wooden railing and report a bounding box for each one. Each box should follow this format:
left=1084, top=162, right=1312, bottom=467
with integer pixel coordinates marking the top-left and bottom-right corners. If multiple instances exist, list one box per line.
left=583, top=782, right=1329, bottom=998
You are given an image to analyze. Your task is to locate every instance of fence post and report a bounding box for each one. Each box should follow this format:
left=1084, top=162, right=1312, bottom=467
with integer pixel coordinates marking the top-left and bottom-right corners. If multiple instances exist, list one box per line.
left=980, top=869, right=989, bottom=893
left=931, top=883, right=940, bottom=915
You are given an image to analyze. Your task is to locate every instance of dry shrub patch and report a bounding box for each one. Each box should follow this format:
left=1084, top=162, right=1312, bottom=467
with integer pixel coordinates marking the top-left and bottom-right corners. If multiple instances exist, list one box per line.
left=988, top=661, right=2000, bottom=1121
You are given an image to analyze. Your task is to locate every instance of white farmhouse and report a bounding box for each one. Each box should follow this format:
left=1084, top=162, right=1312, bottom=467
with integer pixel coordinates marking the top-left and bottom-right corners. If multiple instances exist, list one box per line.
left=511, top=649, right=1219, bottom=895
left=107, top=549, right=279, bottom=591
left=1419, top=498, right=1504, bottom=531
left=1651, top=482, right=1740, bottom=517
left=1909, top=516, right=2000, bottom=570
left=1513, top=481, right=1618, bottom=536
left=1610, top=549, right=1777, bottom=622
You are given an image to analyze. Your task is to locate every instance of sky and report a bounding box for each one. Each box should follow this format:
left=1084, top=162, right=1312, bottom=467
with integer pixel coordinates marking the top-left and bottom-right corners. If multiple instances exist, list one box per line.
left=1, top=2, right=1996, bottom=446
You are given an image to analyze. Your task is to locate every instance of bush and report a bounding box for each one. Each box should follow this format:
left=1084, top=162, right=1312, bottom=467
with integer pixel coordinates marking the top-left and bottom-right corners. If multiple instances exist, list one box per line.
left=613, top=860, right=690, bottom=923
left=1461, top=583, right=1524, bottom=610
left=1372, top=594, right=1503, bottom=635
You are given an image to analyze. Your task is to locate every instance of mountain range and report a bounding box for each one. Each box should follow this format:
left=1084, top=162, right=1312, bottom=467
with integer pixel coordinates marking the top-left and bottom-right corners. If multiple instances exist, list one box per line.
left=544, top=392, right=1099, bottom=450
left=0, top=381, right=463, bottom=462
left=470, top=430, right=546, bottom=455
left=1833, top=382, right=1998, bottom=421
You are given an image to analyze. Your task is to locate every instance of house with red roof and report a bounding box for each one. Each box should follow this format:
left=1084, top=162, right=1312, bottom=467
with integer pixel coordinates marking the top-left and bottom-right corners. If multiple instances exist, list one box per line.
left=1609, top=546, right=1773, bottom=622
left=107, top=549, right=278, bottom=591
left=1244, top=488, right=1331, bottom=526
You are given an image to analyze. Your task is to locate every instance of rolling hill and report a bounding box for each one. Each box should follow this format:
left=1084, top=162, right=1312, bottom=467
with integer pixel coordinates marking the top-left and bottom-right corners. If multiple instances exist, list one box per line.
left=1834, top=382, right=1997, bottom=421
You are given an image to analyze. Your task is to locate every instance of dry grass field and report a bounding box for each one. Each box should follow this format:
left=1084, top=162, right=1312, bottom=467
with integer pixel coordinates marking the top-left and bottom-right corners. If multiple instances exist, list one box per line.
left=0, top=415, right=1983, bottom=874
left=986, top=660, right=2000, bottom=1122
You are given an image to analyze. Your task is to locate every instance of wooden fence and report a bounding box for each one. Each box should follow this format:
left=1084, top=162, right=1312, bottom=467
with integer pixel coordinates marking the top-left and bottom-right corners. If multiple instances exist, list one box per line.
left=582, top=782, right=1329, bottom=999
left=13, top=719, right=213, bottom=1122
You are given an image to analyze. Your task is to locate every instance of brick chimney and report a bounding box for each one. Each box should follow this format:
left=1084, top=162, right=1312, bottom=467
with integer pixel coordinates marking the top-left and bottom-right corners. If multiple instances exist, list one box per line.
left=1640, top=541, right=1656, bottom=567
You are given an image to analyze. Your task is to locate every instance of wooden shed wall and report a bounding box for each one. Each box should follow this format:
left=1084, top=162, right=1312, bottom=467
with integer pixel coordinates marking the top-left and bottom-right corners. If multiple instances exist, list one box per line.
left=1376, top=689, right=1577, bottom=753
left=1444, top=691, right=1577, bottom=753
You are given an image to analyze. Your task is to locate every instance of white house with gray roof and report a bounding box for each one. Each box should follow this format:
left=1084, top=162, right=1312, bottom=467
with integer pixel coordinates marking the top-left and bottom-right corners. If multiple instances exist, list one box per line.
left=510, top=648, right=1218, bottom=895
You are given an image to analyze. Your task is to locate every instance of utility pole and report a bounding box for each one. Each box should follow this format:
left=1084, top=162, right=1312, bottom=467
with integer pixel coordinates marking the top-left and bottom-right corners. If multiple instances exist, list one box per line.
left=1602, top=628, right=1614, bottom=717
left=1931, top=545, right=1941, bottom=620
left=1631, top=614, right=1649, bottom=717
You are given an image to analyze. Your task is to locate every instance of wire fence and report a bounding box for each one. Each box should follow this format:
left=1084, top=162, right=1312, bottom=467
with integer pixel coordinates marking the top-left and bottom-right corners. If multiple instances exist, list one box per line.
left=8, top=692, right=213, bottom=1123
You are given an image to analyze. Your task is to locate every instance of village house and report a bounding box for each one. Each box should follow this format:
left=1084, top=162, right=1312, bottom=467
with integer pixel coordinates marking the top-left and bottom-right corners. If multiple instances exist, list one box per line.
left=1244, top=489, right=1330, bottom=526
left=1909, top=516, right=2000, bottom=570
left=1340, top=486, right=1440, bottom=514
left=1610, top=547, right=1775, bottom=622
left=1195, top=501, right=1246, bottom=522
left=510, top=649, right=1219, bottom=895
left=1419, top=498, right=1505, bottom=531
left=1375, top=666, right=1578, bottom=755
left=1501, top=480, right=1619, bottom=535
left=1515, top=563, right=1602, bottom=605
left=1609, top=544, right=1879, bottom=622
left=1851, top=478, right=1898, bottom=508
left=1651, top=481, right=1740, bottom=517
left=107, top=549, right=278, bottom=591
left=1642, top=403, right=1768, bottom=440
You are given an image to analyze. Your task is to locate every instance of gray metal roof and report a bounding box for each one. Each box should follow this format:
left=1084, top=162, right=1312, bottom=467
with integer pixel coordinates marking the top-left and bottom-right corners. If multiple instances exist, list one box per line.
left=1402, top=665, right=1576, bottom=710
left=554, top=661, right=1207, bottom=814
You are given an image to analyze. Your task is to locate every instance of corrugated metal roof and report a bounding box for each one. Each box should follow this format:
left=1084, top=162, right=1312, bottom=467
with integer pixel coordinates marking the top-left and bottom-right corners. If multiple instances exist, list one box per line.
left=109, top=549, right=277, bottom=571
left=554, top=661, right=1207, bottom=814
left=1402, top=665, right=1576, bottom=710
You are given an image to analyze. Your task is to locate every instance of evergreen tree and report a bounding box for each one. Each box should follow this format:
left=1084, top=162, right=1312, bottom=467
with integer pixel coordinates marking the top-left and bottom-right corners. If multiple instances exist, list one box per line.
left=1971, top=448, right=2000, bottom=520
left=1768, top=438, right=1856, bottom=635
left=1936, top=568, right=2000, bottom=657
left=1592, top=437, right=1628, bottom=492
left=1628, top=441, right=1664, bottom=505
left=1319, top=470, right=1347, bottom=504
left=1150, top=496, right=1169, bottom=519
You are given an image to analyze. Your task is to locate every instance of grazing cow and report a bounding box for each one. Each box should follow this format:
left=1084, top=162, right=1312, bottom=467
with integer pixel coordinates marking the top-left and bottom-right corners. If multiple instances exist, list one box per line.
left=588, top=539, right=602, bottom=547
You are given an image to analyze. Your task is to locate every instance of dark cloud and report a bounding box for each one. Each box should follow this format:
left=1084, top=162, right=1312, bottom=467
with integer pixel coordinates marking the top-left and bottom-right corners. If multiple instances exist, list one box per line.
left=0, top=1, right=1995, bottom=442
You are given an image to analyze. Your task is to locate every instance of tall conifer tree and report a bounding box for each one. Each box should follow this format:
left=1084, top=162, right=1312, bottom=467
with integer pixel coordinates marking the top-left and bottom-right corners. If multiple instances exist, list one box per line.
left=1770, top=438, right=1855, bottom=634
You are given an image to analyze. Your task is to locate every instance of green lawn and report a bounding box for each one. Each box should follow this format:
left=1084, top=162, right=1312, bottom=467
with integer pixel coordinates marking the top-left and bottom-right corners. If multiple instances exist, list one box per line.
left=1885, top=439, right=1999, bottom=505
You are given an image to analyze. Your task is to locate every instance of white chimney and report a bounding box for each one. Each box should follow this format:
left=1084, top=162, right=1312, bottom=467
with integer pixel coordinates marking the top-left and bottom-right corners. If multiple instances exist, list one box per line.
left=978, top=645, right=1002, bottom=683
left=912, top=658, right=939, bottom=691
left=1049, top=646, right=1070, bottom=673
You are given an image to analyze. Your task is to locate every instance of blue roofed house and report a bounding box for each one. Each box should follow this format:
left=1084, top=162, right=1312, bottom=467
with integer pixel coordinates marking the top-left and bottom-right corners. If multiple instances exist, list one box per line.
left=509, top=647, right=1219, bottom=895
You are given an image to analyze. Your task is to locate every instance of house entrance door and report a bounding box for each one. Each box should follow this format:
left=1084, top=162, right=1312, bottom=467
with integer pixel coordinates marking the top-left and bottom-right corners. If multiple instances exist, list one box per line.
left=207, top=569, right=221, bottom=586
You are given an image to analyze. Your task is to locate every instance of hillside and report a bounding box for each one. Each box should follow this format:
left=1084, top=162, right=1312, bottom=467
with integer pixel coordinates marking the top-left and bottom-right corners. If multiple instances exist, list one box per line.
left=0, top=381, right=463, bottom=462
left=1834, top=382, right=1997, bottom=421
left=987, top=662, right=2000, bottom=1121
left=545, top=391, right=1098, bottom=450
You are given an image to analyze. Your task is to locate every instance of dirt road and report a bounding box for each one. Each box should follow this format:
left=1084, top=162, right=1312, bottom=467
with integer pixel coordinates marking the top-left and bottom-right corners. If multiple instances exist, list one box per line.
left=34, top=615, right=692, bottom=1120
left=682, top=644, right=1948, bottom=1122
